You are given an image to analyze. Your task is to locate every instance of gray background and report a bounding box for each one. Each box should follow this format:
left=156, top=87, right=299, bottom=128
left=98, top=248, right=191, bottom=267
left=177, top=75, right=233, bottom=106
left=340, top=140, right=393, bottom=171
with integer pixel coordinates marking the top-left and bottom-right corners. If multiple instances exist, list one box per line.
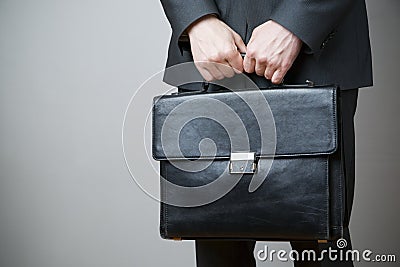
left=0, top=0, right=398, bottom=266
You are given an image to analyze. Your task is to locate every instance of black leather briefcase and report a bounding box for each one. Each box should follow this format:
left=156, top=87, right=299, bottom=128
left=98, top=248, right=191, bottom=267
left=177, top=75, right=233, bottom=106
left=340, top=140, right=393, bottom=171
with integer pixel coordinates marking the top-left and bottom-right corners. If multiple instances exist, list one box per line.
left=152, top=84, right=345, bottom=241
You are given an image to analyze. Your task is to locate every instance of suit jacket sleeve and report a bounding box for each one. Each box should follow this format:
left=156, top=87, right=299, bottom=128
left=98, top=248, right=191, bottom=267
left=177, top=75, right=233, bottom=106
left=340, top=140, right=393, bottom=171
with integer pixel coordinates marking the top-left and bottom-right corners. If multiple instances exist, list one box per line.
left=269, top=0, right=354, bottom=54
left=160, top=0, right=220, bottom=47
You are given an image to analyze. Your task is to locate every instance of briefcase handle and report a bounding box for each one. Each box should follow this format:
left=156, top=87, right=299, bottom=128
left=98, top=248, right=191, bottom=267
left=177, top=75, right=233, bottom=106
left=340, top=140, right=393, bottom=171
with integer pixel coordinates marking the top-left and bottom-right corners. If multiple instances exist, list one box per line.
left=201, top=79, right=315, bottom=93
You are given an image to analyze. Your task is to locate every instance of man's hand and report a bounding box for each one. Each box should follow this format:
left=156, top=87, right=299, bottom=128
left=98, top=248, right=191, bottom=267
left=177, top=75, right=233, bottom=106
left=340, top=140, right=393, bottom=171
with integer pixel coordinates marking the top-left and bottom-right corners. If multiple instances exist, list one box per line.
left=244, top=20, right=302, bottom=84
left=187, top=15, right=246, bottom=81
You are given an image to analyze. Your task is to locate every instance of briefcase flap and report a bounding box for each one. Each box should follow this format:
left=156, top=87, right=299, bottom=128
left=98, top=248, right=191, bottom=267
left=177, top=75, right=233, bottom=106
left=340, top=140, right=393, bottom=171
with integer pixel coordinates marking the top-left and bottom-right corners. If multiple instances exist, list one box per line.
left=152, top=87, right=337, bottom=160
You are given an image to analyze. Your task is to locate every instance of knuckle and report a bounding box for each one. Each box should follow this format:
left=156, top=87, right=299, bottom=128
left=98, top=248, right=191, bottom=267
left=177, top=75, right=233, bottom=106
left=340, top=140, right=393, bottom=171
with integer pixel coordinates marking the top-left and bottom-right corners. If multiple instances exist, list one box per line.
left=255, top=68, right=264, bottom=76
left=246, top=48, right=256, bottom=59
left=235, top=66, right=243, bottom=73
left=281, top=61, right=292, bottom=70
left=208, top=53, right=221, bottom=62
left=257, top=57, right=267, bottom=64
left=266, top=67, right=275, bottom=75
left=226, top=72, right=235, bottom=78
left=218, top=51, right=227, bottom=59
left=267, top=59, right=278, bottom=68
left=215, top=74, right=225, bottom=80
left=204, top=75, right=214, bottom=82
left=195, top=61, right=205, bottom=68
left=225, top=49, right=237, bottom=58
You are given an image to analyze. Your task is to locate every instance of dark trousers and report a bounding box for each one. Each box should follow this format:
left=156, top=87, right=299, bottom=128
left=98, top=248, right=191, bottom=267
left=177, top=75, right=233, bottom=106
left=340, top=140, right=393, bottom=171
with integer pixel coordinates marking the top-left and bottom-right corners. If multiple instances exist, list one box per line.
left=195, top=89, right=359, bottom=267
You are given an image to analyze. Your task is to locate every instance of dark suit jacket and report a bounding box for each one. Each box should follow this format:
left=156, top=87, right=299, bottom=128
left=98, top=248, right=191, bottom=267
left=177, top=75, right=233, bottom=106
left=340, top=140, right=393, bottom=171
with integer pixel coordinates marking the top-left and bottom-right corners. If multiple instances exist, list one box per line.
left=160, top=0, right=373, bottom=90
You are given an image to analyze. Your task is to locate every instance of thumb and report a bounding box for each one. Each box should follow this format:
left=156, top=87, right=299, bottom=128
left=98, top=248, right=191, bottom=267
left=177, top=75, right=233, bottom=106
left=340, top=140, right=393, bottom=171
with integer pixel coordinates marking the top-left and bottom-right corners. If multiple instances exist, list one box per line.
left=232, top=32, right=247, bottom=53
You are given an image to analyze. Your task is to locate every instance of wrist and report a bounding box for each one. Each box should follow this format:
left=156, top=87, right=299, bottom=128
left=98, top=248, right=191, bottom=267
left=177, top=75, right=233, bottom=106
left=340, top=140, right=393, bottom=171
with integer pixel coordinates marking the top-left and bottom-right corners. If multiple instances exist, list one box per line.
left=187, top=14, right=219, bottom=37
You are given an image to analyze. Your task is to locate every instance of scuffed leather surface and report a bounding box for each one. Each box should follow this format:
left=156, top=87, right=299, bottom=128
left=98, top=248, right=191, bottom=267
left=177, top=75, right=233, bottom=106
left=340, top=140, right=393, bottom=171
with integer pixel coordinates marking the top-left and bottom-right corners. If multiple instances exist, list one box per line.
left=160, top=157, right=330, bottom=240
left=153, top=87, right=337, bottom=160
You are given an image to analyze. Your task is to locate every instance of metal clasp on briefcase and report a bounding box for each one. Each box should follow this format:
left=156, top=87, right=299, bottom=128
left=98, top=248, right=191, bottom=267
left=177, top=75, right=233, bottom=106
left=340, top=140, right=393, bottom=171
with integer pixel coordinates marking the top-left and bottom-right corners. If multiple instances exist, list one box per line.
left=229, top=152, right=257, bottom=174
